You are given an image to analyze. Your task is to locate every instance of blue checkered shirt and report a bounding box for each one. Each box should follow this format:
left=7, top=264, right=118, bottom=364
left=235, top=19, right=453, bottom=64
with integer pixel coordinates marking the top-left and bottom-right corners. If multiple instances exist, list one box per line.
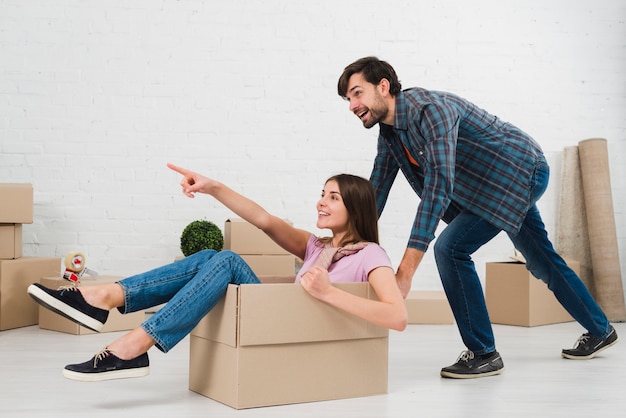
left=370, top=88, right=544, bottom=252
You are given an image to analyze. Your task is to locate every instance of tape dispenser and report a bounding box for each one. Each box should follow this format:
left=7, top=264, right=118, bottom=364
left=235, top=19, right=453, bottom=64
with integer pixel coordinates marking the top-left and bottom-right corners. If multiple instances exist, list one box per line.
left=62, top=251, right=99, bottom=284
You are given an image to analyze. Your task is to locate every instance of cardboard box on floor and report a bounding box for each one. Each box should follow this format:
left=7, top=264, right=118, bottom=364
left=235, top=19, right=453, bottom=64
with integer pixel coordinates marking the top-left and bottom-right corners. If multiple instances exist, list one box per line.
left=189, top=276, right=389, bottom=409
left=0, top=257, right=60, bottom=330
left=38, top=276, right=146, bottom=335
left=405, top=290, right=454, bottom=324
left=0, top=183, right=34, bottom=224
left=0, top=224, right=22, bottom=259
left=485, top=254, right=578, bottom=327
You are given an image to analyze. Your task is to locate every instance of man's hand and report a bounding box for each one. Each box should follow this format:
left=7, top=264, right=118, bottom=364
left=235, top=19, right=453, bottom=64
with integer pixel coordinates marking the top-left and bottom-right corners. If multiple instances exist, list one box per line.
left=395, top=271, right=413, bottom=299
left=395, top=248, right=425, bottom=298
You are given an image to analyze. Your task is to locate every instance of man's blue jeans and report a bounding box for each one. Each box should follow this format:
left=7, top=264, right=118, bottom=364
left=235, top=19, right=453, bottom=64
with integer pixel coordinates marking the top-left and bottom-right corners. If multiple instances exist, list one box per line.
left=434, top=157, right=610, bottom=355
left=116, top=249, right=261, bottom=353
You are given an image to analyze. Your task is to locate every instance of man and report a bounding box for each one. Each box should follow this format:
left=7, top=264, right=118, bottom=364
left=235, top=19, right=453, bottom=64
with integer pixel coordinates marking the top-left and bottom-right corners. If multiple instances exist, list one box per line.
left=337, top=56, right=618, bottom=379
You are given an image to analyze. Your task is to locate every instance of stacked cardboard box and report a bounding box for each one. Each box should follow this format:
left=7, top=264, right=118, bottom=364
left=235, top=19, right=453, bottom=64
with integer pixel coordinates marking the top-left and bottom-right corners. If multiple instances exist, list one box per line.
left=224, top=218, right=296, bottom=276
left=189, top=276, right=389, bottom=409
left=0, top=184, right=33, bottom=259
left=485, top=256, right=578, bottom=327
left=38, top=276, right=146, bottom=335
left=0, top=184, right=61, bottom=330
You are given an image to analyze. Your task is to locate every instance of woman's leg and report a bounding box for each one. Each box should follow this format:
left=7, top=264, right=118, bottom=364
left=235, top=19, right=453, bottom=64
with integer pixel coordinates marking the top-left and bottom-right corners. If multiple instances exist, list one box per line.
left=27, top=249, right=226, bottom=333
left=107, top=328, right=155, bottom=360
left=63, top=250, right=261, bottom=381
left=117, top=249, right=226, bottom=313
left=79, top=283, right=125, bottom=311
left=124, top=250, right=260, bottom=353
left=74, top=249, right=225, bottom=312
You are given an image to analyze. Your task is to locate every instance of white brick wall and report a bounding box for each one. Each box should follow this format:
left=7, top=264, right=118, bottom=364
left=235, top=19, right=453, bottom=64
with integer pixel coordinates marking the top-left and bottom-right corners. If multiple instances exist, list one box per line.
left=1, top=0, right=624, bottom=294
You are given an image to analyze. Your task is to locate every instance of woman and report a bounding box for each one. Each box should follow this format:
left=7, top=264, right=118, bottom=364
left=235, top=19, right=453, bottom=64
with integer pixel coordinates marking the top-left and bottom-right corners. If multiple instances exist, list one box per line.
left=28, top=163, right=408, bottom=382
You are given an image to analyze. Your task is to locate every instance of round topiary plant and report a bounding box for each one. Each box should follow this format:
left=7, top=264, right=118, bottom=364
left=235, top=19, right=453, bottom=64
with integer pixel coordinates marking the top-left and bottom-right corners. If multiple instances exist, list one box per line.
left=180, top=220, right=224, bottom=257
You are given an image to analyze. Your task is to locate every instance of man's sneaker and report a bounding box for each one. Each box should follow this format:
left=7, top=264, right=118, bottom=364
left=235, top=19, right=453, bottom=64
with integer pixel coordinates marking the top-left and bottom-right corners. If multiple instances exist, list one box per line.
left=440, top=350, right=504, bottom=379
left=562, top=325, right=618, bottom=360
left=27, top=283, right=108, bottom=332
left=63, top=348, right=150, bottom=382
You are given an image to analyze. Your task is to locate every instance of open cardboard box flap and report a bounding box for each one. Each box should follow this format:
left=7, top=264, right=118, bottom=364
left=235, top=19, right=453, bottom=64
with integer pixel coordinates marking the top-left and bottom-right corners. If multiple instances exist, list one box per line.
left=191, top=275, right=387, bottom=347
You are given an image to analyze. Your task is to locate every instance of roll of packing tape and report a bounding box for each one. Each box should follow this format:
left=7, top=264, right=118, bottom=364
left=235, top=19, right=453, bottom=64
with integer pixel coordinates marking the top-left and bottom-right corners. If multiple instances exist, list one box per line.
left=64, top=251, right=86, bottom=273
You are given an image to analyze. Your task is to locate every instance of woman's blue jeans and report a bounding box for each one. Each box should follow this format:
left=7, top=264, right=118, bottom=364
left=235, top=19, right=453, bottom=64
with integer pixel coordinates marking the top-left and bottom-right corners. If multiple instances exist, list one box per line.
left=116, top=249, right=261, bottom=353
left=434, top=157, right=610, bottom=355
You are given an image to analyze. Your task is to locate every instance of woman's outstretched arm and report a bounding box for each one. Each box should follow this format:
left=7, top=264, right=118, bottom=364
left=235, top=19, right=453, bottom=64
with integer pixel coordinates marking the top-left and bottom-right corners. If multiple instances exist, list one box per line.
left=167, top=163, right=310, bottom=259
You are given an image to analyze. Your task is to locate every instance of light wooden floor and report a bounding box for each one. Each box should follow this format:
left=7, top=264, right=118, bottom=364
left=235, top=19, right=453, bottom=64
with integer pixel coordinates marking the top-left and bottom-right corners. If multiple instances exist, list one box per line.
left=1, top=321, right=624, bottom=417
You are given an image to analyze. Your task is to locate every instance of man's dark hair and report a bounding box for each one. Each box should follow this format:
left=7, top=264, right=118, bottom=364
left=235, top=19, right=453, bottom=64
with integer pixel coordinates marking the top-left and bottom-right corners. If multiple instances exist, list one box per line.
left=337, top=56, right=402, bottom=97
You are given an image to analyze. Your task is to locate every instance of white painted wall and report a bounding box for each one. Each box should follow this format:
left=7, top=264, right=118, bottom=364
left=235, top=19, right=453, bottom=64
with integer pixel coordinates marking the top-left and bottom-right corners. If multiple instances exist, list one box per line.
left=1, top=0, right=624, bottom=294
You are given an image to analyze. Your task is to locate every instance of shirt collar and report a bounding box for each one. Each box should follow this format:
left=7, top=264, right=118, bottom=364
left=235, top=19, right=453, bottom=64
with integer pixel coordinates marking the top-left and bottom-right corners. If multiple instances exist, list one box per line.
left=393, top=91, right=408, bottom=130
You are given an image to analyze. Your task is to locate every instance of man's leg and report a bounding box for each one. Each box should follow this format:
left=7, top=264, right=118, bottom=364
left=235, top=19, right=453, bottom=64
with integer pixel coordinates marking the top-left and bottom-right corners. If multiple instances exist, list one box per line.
left=434, top=211, right=504, bottom=378
left=508, top=205, right=617, bottom=359
left=511, top=155, right=616, bottom=359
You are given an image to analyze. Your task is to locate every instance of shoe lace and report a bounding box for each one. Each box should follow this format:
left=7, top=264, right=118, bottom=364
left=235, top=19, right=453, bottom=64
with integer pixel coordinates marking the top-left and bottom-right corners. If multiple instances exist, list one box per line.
left=93, top=348, right=112, bottom=368
left=573, top=333, right=591, bottom=348
left=457, top=350, right=475, bottom=363
left=57, top=284, right=78, bottom=292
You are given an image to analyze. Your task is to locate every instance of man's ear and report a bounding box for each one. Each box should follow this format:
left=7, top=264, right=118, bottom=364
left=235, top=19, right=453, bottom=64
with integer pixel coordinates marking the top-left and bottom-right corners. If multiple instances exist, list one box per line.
left=377, top=78, right=391, bottom=96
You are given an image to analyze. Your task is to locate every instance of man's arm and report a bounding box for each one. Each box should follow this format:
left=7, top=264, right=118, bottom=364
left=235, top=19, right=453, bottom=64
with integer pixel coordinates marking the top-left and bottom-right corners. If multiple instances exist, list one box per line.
left=396, top=247, right=424, bottom=298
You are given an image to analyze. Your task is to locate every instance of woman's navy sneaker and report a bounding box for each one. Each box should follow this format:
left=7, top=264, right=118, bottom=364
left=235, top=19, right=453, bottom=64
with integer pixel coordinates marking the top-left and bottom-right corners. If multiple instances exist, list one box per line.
left=63, top=348, right=150, bottom=382
left=27, top=283, right=108, bottom=332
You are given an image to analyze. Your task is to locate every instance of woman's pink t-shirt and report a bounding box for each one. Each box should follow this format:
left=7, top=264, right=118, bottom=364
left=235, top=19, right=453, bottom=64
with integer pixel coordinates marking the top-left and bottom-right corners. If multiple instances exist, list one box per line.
left=294, top=235, right=393, bottom=283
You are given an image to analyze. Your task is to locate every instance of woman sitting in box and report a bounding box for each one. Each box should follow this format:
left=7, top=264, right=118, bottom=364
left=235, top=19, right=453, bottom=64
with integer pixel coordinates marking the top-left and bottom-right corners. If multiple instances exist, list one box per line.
left=27, top=163, right=408, bottom=382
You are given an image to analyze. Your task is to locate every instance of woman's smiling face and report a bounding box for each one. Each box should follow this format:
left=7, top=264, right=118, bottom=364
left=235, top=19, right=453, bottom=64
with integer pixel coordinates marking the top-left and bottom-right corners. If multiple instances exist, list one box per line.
left=316, top=180, right=349, bottom=242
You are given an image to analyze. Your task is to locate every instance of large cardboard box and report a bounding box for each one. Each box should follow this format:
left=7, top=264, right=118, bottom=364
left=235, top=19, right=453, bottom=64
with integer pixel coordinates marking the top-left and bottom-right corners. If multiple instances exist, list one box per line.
left=485, top=258, right=578, bottom=327
left=405, top=290, right=454, bottom=324
left=38, top=276, right=146, bottom=335
left=0, top=224, right=22, bottom=259
left=0, top=183, right=34, bottom=224
left=224, top=218, right=291, bottom=255
left=0, top=257, right=60, bottom=330
left=189, top=277, right=389, bottom=409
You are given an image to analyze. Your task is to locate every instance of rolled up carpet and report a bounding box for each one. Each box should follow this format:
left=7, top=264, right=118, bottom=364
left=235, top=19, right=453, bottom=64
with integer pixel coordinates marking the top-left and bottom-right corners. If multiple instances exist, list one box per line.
left=555, top=146, right=595, bottom=296
left=578, top=138, right=626, bottom=322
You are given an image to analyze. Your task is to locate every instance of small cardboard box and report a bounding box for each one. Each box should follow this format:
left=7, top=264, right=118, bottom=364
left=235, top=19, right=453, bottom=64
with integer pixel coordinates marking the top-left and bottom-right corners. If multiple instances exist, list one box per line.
left=485, top=257, right=578, bottom=327
left=405, top=290, right=454, bottom=324
left=38, top=276, right=146, bottom=335
left=240, top=254, right=295, bottom=276
left=224, top=218, right=291, bottom=255
left=0, top=224, right=22, bottom=259
left=0, top=257, right=60, bottom=330
left=0, top=183, right=34, bottom=224
left=189, top=277, right=389, bottom=409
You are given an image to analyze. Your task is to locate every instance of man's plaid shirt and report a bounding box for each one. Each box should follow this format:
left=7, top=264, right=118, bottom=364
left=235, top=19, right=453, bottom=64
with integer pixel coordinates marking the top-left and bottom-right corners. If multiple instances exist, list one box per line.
left=370, top=88, right=544, bottom=252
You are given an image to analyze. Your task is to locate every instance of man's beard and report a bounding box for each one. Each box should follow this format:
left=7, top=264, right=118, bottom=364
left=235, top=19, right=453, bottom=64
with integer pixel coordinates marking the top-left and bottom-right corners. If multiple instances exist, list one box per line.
left=361, top=95, right=388, bottom=129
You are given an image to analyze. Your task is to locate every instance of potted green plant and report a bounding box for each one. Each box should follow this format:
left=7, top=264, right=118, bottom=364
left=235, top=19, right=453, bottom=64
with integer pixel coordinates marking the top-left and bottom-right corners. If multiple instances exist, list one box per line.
left=180, top=220, right=224, bottom=257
